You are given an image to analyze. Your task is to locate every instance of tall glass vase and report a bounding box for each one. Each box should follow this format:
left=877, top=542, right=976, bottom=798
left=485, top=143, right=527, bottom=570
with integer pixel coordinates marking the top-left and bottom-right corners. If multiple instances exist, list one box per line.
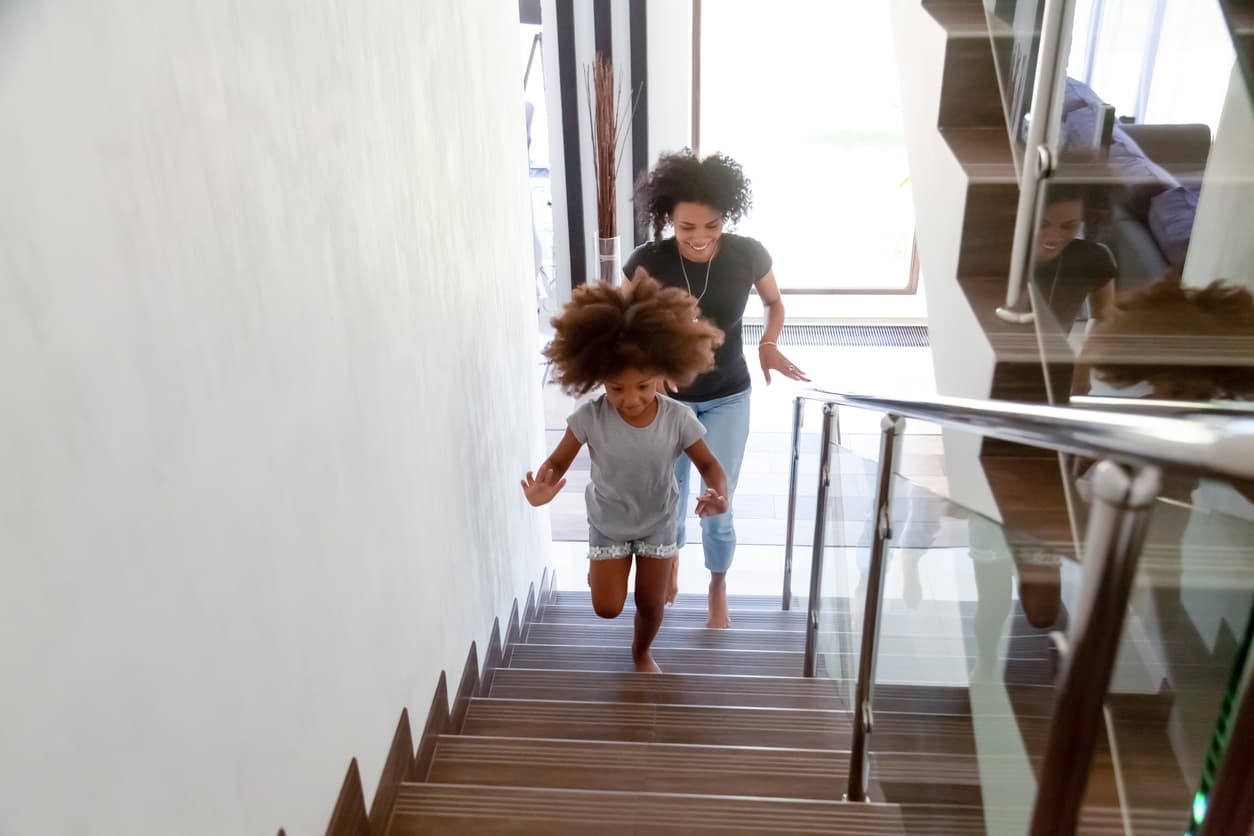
left=597, top=236, right=622, bottom=287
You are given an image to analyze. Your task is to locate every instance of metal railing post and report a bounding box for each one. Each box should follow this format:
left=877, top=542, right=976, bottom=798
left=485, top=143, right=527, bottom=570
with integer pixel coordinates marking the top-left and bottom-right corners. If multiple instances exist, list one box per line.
left=996, top=0, right=1077, bottom=324
left=802, top=403, right=838, bottom=678
left=846, top=414, right=904, bottom=801
left=1028, top=461, right=1161, bottom=836
left=783, top=396, right=804, bottom=611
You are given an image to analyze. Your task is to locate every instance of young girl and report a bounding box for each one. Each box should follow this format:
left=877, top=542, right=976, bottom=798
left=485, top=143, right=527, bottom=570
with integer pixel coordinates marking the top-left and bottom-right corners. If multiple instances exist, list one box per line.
left=522, top=276, right=730, bottom=673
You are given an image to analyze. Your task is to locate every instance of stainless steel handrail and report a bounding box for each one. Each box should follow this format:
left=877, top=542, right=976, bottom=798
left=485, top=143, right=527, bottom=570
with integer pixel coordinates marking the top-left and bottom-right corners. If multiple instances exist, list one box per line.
left=782, top=387, right=1254, bottom=833
left=799, top=388, right=1254, bottom=482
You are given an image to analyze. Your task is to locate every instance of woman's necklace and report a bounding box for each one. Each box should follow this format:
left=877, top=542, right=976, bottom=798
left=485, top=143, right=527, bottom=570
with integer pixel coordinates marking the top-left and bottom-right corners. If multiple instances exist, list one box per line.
left=679, top=241, right=716, bottom=304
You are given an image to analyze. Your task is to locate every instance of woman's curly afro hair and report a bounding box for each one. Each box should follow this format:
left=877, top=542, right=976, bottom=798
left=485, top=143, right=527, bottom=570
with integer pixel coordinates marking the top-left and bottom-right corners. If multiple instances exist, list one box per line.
left=544, top=275, right=725, bottom=397
left=635, top=149, right=753, bottom=241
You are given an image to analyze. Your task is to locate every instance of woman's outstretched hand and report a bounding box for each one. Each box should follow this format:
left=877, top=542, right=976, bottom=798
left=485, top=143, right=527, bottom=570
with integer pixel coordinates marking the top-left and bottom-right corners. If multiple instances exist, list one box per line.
left=759, top=344, right=810, bottom=385
left=694, top=488, right=728, bottom=517
left=521, top=463, right=566, bottom=507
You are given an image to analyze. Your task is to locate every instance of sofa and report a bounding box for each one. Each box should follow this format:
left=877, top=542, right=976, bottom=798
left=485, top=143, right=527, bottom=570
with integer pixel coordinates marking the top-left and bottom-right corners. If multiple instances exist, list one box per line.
left=1059, top=78, right=1212, bottom=292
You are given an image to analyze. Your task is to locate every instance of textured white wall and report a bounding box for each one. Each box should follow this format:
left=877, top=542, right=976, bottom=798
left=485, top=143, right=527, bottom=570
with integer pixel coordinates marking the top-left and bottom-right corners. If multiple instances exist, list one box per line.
left=888, top=0, right=1002, bottom=521
left=0, top=2, right=550, bottom=834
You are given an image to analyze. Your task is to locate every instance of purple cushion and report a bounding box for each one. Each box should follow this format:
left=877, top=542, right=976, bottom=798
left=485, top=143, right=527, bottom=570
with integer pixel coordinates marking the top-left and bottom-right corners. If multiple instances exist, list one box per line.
left=1063, top=78, right=1106, bottom=116
left=1059, top=78, right=1179, bottom=219
left=1148, top=185, right=1199, bottom=268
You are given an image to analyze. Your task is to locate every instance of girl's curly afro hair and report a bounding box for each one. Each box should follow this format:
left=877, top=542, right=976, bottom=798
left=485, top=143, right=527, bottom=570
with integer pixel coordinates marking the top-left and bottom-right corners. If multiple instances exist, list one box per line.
left=1083, top=278, right=1254, bottom=400
left=544, top=275, right=725, bottom=397
left=635, top=149, right=753, bottom=241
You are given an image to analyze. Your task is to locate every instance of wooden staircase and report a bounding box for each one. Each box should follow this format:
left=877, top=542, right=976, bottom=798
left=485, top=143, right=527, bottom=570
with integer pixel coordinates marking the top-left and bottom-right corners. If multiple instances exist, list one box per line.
left=307, top=569, right=1195, bottom=835
left=388, top=588, right=991, bottom=834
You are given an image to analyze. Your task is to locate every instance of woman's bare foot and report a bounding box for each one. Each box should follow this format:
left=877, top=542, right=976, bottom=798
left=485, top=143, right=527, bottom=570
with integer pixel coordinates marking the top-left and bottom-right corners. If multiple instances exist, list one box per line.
left=633, top=652, right=662, bottom=673
left=707, top=573, right=731, bottom=628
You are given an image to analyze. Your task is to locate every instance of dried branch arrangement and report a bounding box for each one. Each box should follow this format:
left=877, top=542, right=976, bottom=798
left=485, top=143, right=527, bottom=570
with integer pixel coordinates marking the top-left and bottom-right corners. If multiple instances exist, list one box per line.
left=584, top=53, right=642, bottom=238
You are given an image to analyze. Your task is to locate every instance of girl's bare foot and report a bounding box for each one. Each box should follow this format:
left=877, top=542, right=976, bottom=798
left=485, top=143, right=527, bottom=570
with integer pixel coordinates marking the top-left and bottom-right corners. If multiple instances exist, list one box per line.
left=633, top=652, right=662, bottom=673
left=707, top=573, right=731, bottom=628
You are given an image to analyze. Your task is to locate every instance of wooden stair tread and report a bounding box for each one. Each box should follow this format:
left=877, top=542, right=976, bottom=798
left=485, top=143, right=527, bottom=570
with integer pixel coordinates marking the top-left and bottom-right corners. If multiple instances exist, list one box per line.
left=488, top=667, right=1056, bottom=716
left=524, top=620, right=1053, bottom=660
left=489, top=667, right=845, bottom=710
left=526, top=621, right=807, bottom=652
left=388, top=783, right=990, bottom=835
left=941, top=127, right=1017, bottom=182
left=550, top=590, right=801, bottom=610
left=539, top=603, right=809, bottom=629
left=506, top=642, right=826, bottom=677
left=462, top=697, right=854, bottom=748
left=462, top=697, right=1046, bottom=755
left=923, top=1, right=993, bottom=37
left=538, top=601, right=1063, bottom=639
left=427, top=735, right=847, bottom=798
left=426, top=735, right=1011, bottom=806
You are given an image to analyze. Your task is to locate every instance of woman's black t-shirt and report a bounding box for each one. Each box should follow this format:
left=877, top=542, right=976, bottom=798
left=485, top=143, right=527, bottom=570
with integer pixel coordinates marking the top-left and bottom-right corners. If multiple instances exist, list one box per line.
left=623, top=234, right=772, bottom=403
left=1032, top=239, right=1117, bottom=328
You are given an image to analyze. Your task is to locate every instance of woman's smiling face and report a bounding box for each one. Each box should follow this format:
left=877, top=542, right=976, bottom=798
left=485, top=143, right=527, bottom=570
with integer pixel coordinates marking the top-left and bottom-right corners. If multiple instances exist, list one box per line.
left=672, top=202, right=724, bottom=261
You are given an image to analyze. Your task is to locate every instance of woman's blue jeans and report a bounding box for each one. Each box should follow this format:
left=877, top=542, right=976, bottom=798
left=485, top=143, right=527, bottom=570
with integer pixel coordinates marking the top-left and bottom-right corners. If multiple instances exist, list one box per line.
left=674, top=388, right=752, bottom=573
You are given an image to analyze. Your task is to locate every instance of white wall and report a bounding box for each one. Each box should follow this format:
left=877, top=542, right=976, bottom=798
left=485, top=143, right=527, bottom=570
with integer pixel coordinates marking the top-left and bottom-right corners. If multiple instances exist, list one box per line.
left=0, top=2, right=550, bottom=834
left=1183, top=63, right=1254, bottom=291
left=888, top=0, right=1002, bottom=521
left=647, top=0, right=694, bottom=162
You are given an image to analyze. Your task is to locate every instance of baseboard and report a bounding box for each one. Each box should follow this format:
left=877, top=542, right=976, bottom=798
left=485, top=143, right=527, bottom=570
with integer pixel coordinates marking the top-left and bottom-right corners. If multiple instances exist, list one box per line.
left=324, top=758, right=370, bottom=836
left=409, top=671, right=450, bottom=783
left=296, top=567, right=552, bottom=835
left=367, top=709, right=412, bottom=834
left=448, top=642, right=479, bottom=734
left=481, top=618, right=504, bottom=695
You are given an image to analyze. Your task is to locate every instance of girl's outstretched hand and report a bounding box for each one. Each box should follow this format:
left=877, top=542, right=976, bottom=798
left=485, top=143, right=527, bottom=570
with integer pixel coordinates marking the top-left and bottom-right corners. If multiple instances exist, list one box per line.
left=521, top=463, right=567, bottom=507
left=694, top=488, right=728, bottom=517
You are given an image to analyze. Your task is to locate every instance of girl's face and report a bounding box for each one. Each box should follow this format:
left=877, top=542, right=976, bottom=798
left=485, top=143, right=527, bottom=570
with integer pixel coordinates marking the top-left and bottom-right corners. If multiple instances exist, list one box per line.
left=604, top=368, right=659, bottom=423
left=672, top=202, right=724, bottom=262
left=1036, top=199, right=1085, bottom=264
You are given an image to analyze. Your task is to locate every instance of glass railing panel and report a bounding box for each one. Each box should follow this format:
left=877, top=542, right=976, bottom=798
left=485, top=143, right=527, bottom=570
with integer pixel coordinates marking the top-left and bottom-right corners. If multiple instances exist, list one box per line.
left=1028, top=1, right=1251, bottom=415
left=792, top=397, right=1254, bottom=830
left=1088, top=472, right=1254, bottom=834
left=983, top=0, right=1047, bottom=172
left=812, top=419, right=1084, bottom=831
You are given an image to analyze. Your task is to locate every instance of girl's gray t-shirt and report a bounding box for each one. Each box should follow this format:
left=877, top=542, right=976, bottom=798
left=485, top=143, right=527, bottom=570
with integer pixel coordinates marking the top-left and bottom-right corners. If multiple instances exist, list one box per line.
left=567, top=395, right=706, bottom=542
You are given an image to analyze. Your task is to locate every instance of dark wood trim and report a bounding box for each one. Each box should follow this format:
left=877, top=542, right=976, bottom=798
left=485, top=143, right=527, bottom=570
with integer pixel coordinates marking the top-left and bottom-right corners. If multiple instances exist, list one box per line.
left=409, top=672, right=450, bottom=783
left=523, top=582, right=538, bottom=630
left=630, top=0, right=649, bottom=247
left=508, top=598, right=523, bottom=647
left=480, top=618, right=503, bottom=695
left=367, top=709, right=413, bottom=835
left=593, top=0, right=612, bottom=58
left=324, top=758, right=370, bottom=836
left=555, top=0, right=587, bottom=289
left=542, top=566, right=556, bottom=606
left=1198, top=653, right=1254, bottom=836
left=691, top=0, right=702, bottom=153
left=449, top=642, right=480, bottom=734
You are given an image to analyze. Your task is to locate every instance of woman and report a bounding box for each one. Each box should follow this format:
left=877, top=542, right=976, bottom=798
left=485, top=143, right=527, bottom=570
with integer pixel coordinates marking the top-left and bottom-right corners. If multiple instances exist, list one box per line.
left=1030, top=181, right=1118, bottom=397
left=1031, top=181, right=1117, bottom=331
left=624, top=149, right=807, bottom=628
